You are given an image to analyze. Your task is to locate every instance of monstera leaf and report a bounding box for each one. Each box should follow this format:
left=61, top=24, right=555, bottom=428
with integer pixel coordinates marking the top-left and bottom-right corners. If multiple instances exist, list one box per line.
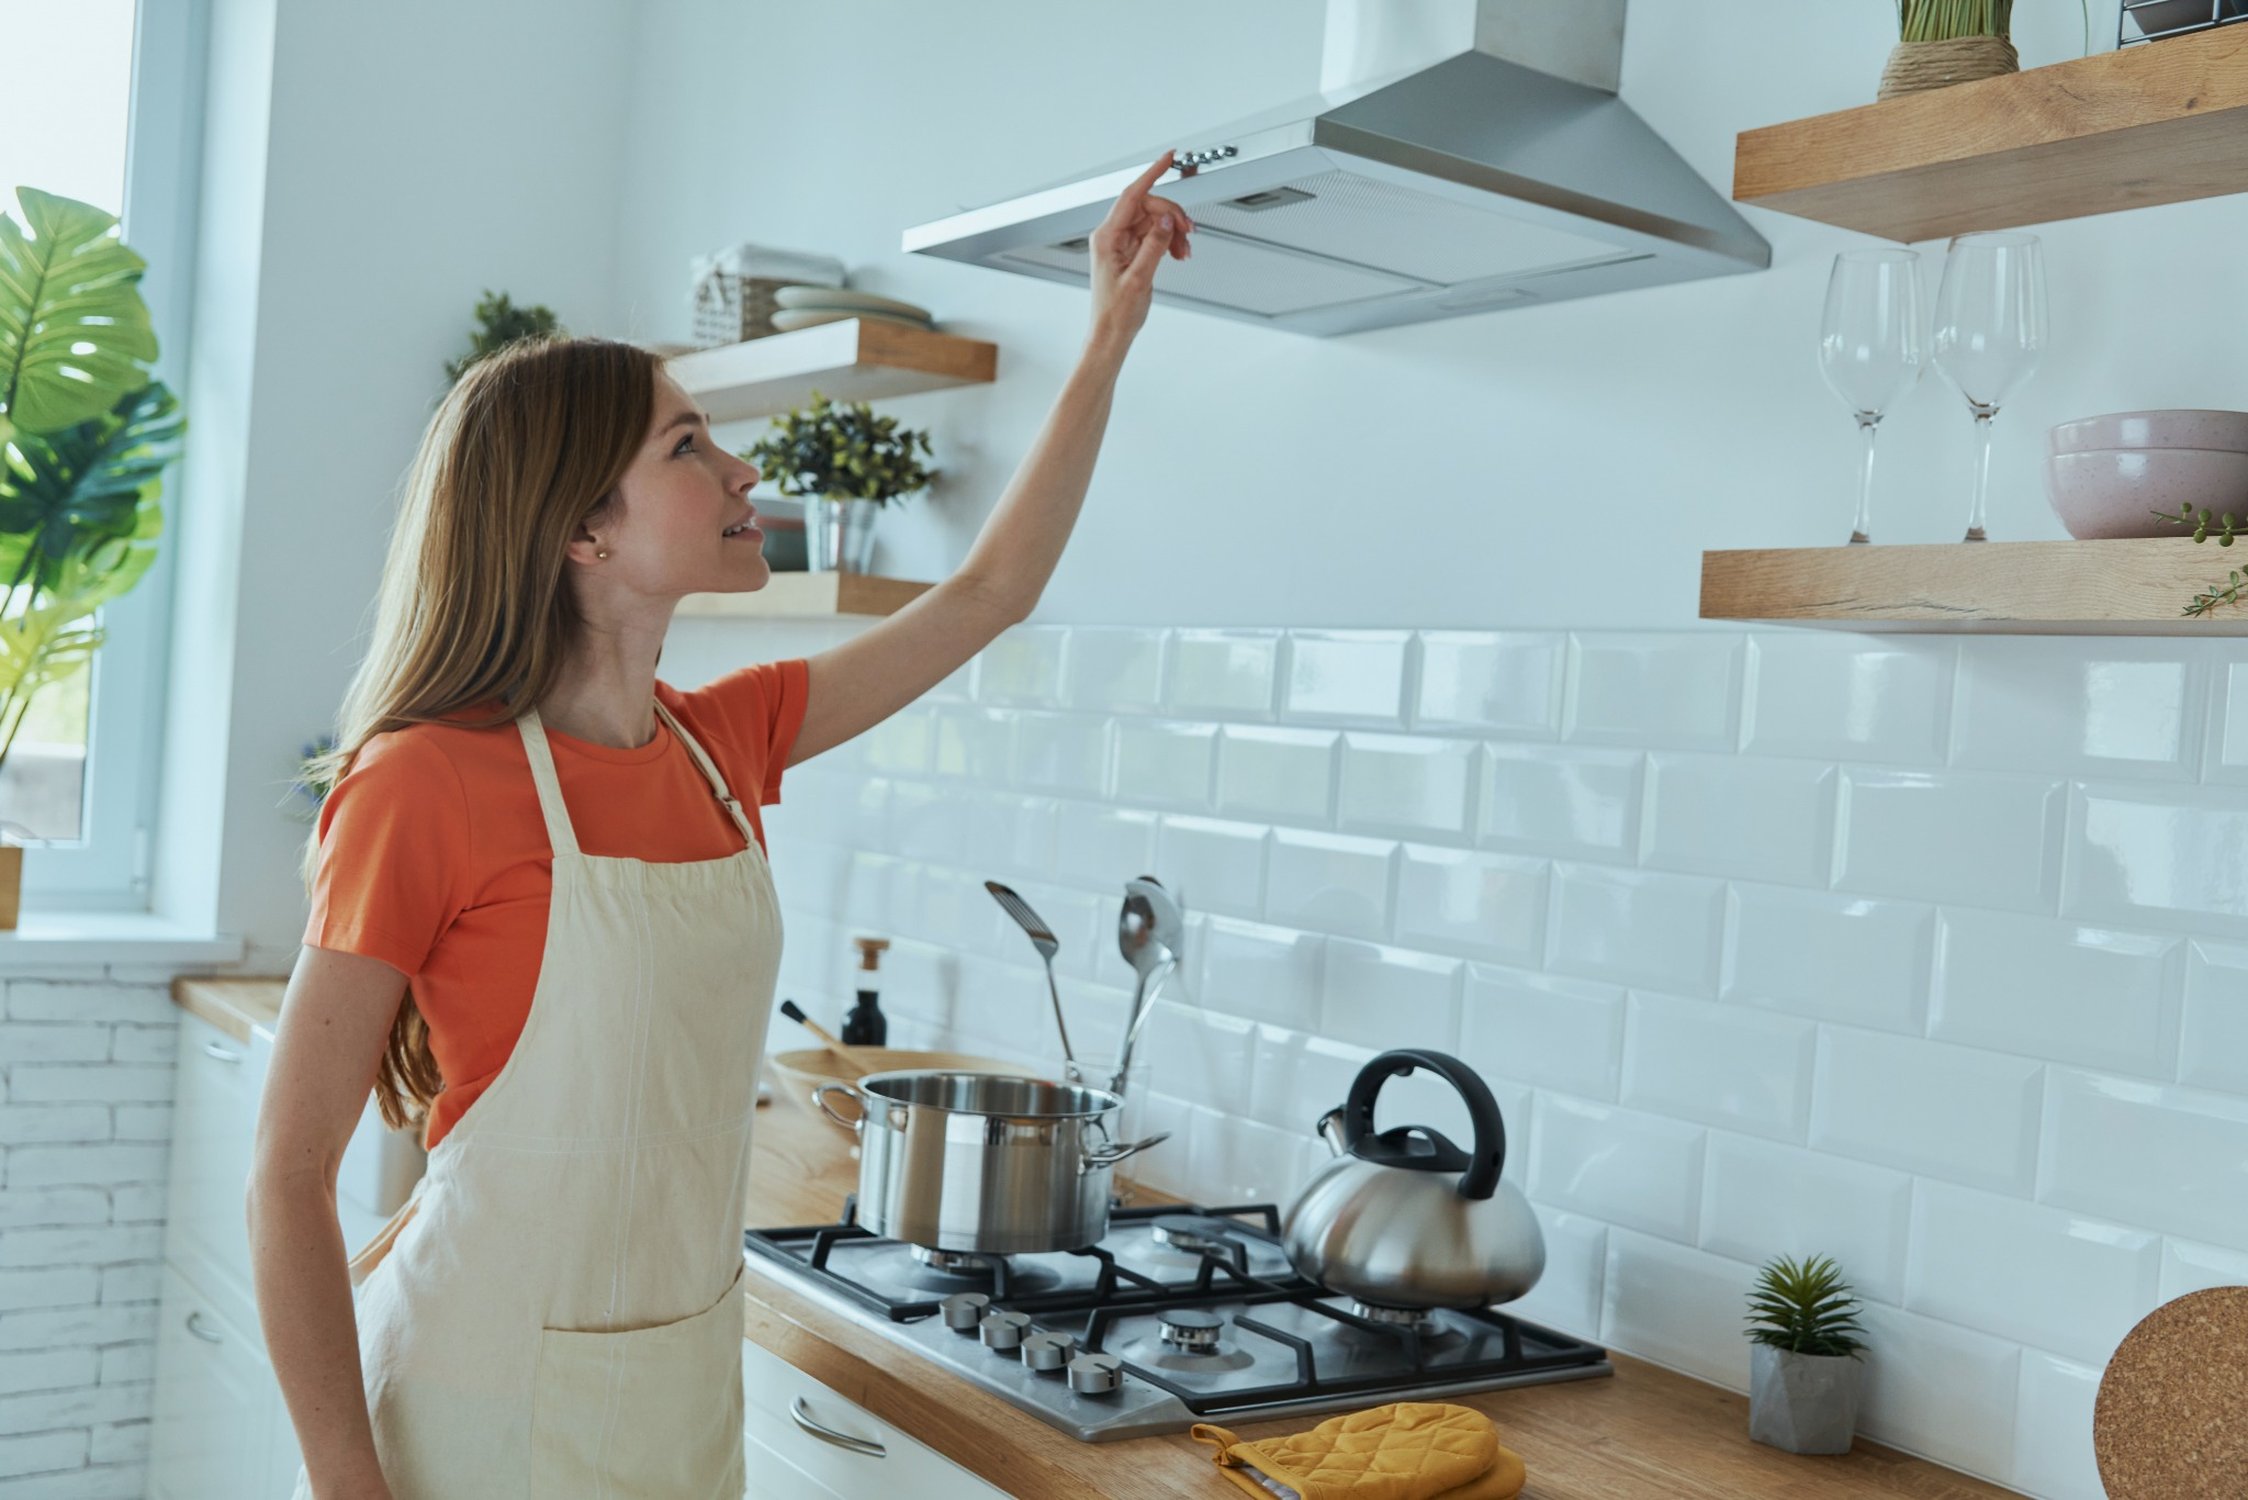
left=0, top=380, right=179, bottom=599
left=0, top=188, right=158, bottom=450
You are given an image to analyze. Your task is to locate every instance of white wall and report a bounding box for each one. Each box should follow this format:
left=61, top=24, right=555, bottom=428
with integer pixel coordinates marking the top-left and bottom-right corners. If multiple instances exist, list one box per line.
left=635, top=4, right=2248, bottom=1498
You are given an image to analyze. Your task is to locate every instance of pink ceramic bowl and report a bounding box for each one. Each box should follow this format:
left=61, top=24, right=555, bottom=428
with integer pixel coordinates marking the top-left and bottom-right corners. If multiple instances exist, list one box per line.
left=2045, top=447, right=2248, bottom=539
left=2049, top=410, right=2248, bottom=456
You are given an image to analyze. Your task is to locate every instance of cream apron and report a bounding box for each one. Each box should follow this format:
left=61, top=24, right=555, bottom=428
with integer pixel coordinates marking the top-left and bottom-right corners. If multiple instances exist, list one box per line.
left=297, top=701, right=782, bottom=1499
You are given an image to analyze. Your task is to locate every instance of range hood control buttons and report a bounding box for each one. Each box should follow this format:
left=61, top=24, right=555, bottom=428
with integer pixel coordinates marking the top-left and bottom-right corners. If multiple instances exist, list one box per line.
left=1174, top=144, right=1239, bottom=172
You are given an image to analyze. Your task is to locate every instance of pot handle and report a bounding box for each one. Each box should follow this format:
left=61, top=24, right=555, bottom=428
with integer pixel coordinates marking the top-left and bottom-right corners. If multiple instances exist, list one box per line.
left=812, top=1082, right=867, bottom=1133
left=1341, top=1049, right=1505, bottom=1202
left=1080, top=1131, right=1171, bottom=1173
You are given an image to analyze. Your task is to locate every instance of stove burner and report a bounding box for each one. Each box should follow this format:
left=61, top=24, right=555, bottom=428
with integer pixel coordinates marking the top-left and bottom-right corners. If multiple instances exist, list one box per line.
left=1158, top=1307, right=1227, bottom=1354
left=1351, top=1301, right=1443, bottom=1334
left=843, top=1242, right=1063, bottom=1301
left=1149, top=1215, right=1234, bottom=1257
left=913, top=1245, right=1003, bottom=1275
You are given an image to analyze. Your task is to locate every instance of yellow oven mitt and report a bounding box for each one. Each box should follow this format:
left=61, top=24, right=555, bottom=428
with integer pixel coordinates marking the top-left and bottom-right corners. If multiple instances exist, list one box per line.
left=1190, top=1402, right=1526, bottom=1500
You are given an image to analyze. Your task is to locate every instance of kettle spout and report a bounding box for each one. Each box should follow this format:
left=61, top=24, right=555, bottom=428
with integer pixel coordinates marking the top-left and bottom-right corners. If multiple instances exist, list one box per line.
left=1314, top=1106, right=1348, bottom=1158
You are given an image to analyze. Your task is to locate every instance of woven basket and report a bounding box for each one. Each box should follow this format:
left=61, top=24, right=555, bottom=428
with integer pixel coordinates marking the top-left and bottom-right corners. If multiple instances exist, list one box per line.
left=1878, top=35, right=2019, bottom=99
left=690, top=273, right=802, bottom=348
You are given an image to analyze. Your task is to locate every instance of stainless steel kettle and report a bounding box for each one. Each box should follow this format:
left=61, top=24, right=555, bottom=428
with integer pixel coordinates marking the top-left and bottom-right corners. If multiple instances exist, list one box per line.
left=1281, top=1049, right=1545, bottom=1310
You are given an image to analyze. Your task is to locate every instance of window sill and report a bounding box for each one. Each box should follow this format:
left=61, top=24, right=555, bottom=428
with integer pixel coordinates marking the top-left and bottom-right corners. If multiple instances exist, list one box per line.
left=0, top=911, right=245, bottom=971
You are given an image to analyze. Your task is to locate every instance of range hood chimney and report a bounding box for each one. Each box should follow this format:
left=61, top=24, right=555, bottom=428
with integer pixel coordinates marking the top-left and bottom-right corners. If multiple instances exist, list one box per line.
left=902, top=0, right=1768, bottom=337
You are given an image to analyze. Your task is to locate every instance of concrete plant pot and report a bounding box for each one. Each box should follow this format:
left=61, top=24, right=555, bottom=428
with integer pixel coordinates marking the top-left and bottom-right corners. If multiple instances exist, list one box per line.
left=1748, top=1344, right=1863, bottom=1455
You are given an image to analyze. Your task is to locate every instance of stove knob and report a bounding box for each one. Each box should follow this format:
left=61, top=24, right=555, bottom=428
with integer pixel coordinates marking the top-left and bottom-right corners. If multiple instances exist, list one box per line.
left=1066, top=1352, right=1124, bottom=1396
left=940, top=1292, right=991, bottom=1333
left=1022, top=1330, right=1079, bottom=1373
left=979, top=1309, right=1032, bottom=1353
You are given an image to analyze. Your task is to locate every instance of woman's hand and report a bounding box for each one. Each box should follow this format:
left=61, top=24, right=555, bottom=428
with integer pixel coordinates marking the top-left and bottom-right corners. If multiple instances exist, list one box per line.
left=1086, top=150, right=1194, bottom=348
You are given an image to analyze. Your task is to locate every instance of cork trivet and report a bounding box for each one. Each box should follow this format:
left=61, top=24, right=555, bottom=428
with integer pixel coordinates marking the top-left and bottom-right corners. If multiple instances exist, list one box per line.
left=1876, top=36, right=2019, bottom=100
left=2095, top=1286, right=2248, bottom=1497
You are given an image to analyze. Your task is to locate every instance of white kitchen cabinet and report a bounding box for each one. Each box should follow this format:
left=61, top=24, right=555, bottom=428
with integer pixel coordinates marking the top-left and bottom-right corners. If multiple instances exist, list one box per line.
left=741, top=1334, right=1008, bottom=1499
left=147, top=1265, right=291, bottom=1500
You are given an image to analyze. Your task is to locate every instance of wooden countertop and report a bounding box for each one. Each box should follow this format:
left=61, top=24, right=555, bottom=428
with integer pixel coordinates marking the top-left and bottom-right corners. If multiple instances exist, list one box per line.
left=172, top=975, right=285, bottom=1044
left=743, top=1099, right=2019, bottom=1500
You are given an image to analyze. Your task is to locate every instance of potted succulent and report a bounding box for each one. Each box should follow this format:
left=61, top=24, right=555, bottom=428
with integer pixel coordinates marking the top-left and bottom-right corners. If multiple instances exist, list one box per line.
left=1744, top=1254, right=1867, bottom=1455
left=0, top=188, right=180, bottom=927
left=1880, top=1, right=2020, bottom=98
left=741, top=390, right=933, bottom=573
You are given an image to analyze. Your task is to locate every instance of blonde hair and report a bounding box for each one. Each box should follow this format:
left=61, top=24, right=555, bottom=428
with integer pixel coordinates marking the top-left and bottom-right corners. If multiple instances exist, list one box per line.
left=301, top=336, right=661, bottom=1128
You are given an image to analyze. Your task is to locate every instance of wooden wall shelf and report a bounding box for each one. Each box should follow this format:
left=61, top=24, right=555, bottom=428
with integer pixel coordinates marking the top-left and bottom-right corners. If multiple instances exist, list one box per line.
left=1701, top=539, right=2248, bottom=634
left=667, top=320, right=997, bottom=424
left=677, top=572, right=933, bottom=620
left=1734, top=24, right=2248, bottom=240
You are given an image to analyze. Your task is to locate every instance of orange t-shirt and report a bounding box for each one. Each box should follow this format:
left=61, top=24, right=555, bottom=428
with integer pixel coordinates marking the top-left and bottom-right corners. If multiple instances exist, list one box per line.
left=303, top=661, right=810, bottom=1149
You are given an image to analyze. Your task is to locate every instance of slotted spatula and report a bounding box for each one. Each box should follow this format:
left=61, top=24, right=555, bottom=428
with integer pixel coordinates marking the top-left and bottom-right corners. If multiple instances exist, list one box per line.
left=985, top=880, right=1080, bottom=1082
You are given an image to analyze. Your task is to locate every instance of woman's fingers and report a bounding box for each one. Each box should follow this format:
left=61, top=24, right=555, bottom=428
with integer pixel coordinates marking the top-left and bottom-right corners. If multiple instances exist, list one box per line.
left=1109, top=151, right=1176, bottom=225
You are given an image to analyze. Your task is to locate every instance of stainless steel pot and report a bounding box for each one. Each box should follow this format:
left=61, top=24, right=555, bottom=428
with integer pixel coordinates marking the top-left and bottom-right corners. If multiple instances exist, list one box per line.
left=1281, top=1049, right=1544, bottom=1310
left=813, top=1070, right=1168, bottom=1254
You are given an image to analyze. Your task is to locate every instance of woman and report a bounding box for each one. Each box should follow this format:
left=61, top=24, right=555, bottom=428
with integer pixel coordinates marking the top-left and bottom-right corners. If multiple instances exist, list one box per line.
left=249, top=154, right=1194, bottom=1499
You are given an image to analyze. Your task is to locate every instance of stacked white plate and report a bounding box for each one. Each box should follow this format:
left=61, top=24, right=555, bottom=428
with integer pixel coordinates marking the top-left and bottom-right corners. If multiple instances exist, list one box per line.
left=771, top=285, right=936, bottom=333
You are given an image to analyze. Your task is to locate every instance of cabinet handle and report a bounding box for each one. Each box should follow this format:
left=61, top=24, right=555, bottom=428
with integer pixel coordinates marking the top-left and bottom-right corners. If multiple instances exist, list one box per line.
left=185, top=1311, right=223, bottom=1345
left=788, top=1397, right=885, bottom=1458
left=202, top=1039, right=243, bottom=1065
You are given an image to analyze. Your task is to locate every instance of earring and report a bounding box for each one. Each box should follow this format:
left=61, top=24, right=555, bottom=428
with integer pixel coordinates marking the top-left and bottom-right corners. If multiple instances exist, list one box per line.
left=596, top=549, right=610, bottom=559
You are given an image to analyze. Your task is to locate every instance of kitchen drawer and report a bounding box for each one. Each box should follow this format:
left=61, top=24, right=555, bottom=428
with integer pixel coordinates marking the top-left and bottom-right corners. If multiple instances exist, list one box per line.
left=148, top=1263, right=296, bottom=1500
left=162, top=1013, right=267, bottom=1334
left=742, top=1333, right=1007, bottom=1499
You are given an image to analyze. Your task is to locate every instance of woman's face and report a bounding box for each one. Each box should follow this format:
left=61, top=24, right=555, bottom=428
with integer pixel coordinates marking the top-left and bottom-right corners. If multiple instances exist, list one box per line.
left=587, top=370, right=767, bottom=597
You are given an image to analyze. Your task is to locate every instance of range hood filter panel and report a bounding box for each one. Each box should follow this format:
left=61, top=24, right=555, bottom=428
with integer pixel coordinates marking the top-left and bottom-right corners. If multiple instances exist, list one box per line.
left=998, top=229, right=1424, bottom=319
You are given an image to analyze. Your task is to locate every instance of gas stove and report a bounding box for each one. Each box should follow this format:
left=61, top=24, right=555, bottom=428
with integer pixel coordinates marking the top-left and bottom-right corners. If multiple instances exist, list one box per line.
left=741, top=1200, right=1612, bottom=1441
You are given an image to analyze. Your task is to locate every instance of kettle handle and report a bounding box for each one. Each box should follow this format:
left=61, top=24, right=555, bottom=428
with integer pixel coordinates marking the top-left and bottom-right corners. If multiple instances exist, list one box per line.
left=1342, top=1049, right=1506, bottom=1202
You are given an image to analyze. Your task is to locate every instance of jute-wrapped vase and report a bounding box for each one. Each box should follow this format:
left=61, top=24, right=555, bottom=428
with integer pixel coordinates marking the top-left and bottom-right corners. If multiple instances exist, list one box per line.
left=1878, top=35, right=2019, bottom=99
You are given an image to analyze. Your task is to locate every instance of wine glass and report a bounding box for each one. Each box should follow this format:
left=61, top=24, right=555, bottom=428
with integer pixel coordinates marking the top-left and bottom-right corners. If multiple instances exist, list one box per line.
left=1933, top=232, right=2047, bottom=542
left=1819, top=249, right=1925, bottom=545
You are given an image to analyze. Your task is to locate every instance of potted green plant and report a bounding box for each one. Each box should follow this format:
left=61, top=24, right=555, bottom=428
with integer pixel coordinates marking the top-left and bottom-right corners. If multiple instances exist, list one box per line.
left=1881, top=0, right=2020, bottom=98
left=1744, top=1254, right=1867, bottom=1455
left=741, top=390, right=934, bottom=573
left=0, top=188, right=179, bottom=927
left=445, top=289, right=564, bottom=384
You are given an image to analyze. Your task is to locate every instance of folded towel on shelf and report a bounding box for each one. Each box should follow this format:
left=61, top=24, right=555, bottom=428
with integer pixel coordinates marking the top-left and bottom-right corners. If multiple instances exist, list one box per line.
left=1191, top=1402, right=1526, bottom=1500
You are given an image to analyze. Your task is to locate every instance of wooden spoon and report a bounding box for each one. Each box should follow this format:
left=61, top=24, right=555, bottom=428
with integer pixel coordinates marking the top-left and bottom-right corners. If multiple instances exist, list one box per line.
left=778, top=999, right=872, bottom=1080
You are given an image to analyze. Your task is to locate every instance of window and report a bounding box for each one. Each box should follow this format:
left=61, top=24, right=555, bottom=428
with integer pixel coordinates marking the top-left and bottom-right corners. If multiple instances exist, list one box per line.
left=0, top=0, right=203, bottom=908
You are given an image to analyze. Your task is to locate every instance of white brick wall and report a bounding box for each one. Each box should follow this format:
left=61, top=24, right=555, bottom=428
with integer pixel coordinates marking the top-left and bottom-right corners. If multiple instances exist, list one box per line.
left=0, top=974, right=178, bottom=1499
left=761, top=623, right=2248, bottom=1500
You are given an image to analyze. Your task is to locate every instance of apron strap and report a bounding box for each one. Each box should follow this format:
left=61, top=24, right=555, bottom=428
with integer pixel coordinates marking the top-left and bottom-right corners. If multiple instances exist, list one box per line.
left=514, top=707, right=582, bottom=859
left=653, top=699, right=759, bottom=848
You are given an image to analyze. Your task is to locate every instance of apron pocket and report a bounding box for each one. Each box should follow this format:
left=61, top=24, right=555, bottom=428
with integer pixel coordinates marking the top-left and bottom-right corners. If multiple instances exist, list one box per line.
left=529, top=1264, right=746, bottom=1498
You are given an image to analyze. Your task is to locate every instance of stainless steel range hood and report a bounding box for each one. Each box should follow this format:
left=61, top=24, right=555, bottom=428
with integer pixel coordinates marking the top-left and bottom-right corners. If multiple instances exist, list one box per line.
left=901, top=0, right=1768, bottom=336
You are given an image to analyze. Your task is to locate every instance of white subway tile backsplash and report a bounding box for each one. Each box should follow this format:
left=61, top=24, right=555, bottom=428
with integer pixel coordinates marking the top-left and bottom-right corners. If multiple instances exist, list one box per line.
left=1186, top=1106, right=1312, bottom=1205
left=1459, top=965, right=1623, bottom=1101
left=1837, top=769, right=2064, bottom=913
left=1854, top=1301, right=2021, bottom=1481
left=1281, top=630, right=1410, bottom=725
left=2066, top=782, right=2248, bottom=938
left=961, top=791, right=1056, bottom=876
left=888, top=781, right=971, bottom=865
left=1699, top=1135, right=1911, bottom=1307
left=1479, top=745, right=1643, bottom=859
left=1139, top=1001, right=1258, bottom=1115
left=1621, top=992, right=1814, bottom=1143
left=1564, top=633, right=1744, bottom=751
left=1507, top=1207, right=1606, bottom=1342
left=2040, top=1069, right=2248, bottom=1250
left=1599, top=1229, right=1754, bottom=1391
left=1196, top=917, right=1323, bottom=1028
left=1547, top=865, right=1725, bottom=995
left=1319, top=940, right=1461, bottom=1052
left=1215, top=727, right=1336, bottom=825
left=2157, top=1237, right=2248, bottom=1300
left=1722, top=885, right=1933, bottom=1034
left=2209, top=659, right=2248, bottom=785
left=1062, top=627, right=1167, bottom=714
left=1531, top=1095, right=1705, bottom=1243
left=1642, top=753, right=1836, bottom=886
left=1265, top=830, right=1396, bottom=943
left=932, top=707, right=1017, bottom=781
left=1931, top=910, right=2181, bottom=1078
left=1009, top=712, right=1109, bottom=796
left=1411, top=632, right=1563, bottom=738
left=1953, top=639, right=2206, bottom=781
left=2180, top=940, right=2248, bottom=1093
left=863, top=708, right=934, bottom=775
left=1395, top=847, right=1546, bottom=966
left=1111, top=720, right=1217, bottom=811
left=976, top=628, right=1067, bottom=706
left=1050, top=803, right=1159, bottom=889
left=1742, top=634, right=1953, bottom=766
left=1246, top=1026, right=1373, bottom=1134
left=1155, top=816, right=1266, bottom=919
left=2012, top=1353, right=2105, bottom=1500
left=1810, top=1028, right=2044, bottom=1194
left=1906, top=1179, right=2161, bottom=1366
left=1165, top=630, right=1280, bottom=718
left=1336, top=734, right=1476, bottom=839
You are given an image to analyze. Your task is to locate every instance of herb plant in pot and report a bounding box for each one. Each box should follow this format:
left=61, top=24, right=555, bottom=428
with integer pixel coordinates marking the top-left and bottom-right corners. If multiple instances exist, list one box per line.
left=741, top=390, right=933, bottom=573
left=0, top=189, right=179, bottom=927
left=1745, top=1254, right=1867, bottom=1455
left=1881, top=0, right=2020, bottom=99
